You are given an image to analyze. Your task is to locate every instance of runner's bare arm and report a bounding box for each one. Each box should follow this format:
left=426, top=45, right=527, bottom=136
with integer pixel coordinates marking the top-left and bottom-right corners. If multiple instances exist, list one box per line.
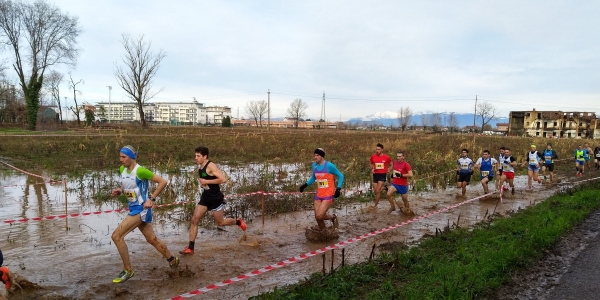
left=203, top=163, right=226, bottom=185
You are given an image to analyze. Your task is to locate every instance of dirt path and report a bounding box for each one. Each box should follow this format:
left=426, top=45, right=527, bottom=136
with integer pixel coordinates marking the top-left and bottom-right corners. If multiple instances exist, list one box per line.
left=0, top=174, right=591, bottom=300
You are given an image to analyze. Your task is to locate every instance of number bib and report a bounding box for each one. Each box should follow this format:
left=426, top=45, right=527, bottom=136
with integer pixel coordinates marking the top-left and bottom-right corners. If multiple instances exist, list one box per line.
left=375, top=163, right=384, bottom=170
left=317, top=179, right=329, bottom=188
left=481, top=171, right=489, bottom=177
left=461, top=163, right=469, bottom=170
left=124, top=189, right=137, bottom=202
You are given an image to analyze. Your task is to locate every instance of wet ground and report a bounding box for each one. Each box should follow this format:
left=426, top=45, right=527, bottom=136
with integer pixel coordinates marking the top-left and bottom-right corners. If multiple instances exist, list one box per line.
left=0, top=168, right=594, bottom=300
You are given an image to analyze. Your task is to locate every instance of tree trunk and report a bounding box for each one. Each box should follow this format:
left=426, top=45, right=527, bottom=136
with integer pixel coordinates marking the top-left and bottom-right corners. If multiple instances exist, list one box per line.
left=25, top=77, right=43, bottom=131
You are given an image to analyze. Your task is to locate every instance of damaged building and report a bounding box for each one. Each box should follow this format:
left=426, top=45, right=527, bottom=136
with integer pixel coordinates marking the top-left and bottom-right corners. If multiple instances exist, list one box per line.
left=508, top=109, right=600, bottom=139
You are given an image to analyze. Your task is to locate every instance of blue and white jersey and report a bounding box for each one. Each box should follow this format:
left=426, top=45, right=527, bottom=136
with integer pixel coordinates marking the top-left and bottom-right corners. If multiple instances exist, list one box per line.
left=543, top=149, right=556, bottom=164
left=120, top=164, right=152, bottom=222
left=457, top=157, right=474, bottom=174
left=498, top=153, right=505, bottom=170
left=527, top=151, right=542, bottom=166
left=476, top=157, right=497, bottom=178
left=502, top=155, right=516, bottom=173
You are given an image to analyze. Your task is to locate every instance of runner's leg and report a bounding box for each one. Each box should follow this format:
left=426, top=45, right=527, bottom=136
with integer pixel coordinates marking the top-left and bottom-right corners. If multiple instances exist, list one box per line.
left=189, top=205, right=208, bottom=242
left=314, top=200, right=334, bottom=230
left=138, top=222, right=174, bottom=260
left=112, top=215, right=143, bottom=271
left=373, top=180, right=384, bottom=207
left=212, top=210, right=236, bottom=226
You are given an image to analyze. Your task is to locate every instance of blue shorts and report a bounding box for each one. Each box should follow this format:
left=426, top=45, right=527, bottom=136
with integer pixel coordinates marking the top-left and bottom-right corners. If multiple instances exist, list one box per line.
left=129, top=206, right=153, bottom=223
left=391, top=183, right=408, bottom=195
left=528, top=164, right=540, bottom=172
left=576, top=160, right=585, bottom=166
left=584, top=157, right=590, bottom=162
left=480, top=175, right=493, bottom=181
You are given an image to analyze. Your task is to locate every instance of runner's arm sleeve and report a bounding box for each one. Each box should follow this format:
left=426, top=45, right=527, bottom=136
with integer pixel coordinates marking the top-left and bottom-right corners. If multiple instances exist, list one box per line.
left=526, top=154, right=530, bottom=162
left=136, top=167, right=155, bottom=180
left=327, top=163, right=345, bottom=188
left=537, top=152, right=544, bottom=159
left=119, top=165, right=125, bottom=173
left=306, top=173, right=316, bottom=186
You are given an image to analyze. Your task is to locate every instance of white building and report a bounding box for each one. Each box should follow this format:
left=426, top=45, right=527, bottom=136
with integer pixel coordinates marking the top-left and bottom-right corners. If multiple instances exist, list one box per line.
left=95, top=101, right=231, bottom=125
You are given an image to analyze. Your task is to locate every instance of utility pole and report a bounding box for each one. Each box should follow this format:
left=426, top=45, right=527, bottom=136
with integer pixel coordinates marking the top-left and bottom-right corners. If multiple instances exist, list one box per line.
left=320, top=91, right=326, bottom=127
left=108, top=86, right=112, bottom=123
left=267, top=89, right=270, bottom=131
left=473, top=95, right=477, bottom=132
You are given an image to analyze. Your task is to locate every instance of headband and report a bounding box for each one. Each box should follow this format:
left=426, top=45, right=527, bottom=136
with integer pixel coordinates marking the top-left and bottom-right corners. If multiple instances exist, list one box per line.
left=314, top=148, right=325, bottom=158
left=120, top=146, right=136, bottom=159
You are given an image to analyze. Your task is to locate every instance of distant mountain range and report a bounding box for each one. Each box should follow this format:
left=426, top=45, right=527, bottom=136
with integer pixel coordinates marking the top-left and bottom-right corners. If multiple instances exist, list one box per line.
left=346, top=111, right=509, bottom=128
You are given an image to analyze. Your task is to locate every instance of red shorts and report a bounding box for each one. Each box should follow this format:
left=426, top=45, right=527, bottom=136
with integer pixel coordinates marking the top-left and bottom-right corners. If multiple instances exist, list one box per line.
left=503, top=172, right=515, bottom=179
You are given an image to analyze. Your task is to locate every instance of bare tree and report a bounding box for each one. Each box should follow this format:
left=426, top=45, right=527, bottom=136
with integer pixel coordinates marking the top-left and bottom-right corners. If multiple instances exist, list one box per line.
left=430, top=112, right=442, bottom=131
left=286, top=98, right=308, bottom=128
left=420, top=114, right=429, bottom=129
left=0, top=0, right=80, bottom=130
left=67, top=73, right=83, bottom=125
left=114, top=34, right=166, bottom=128
left=397, top=106, right=412, bottom=132
left=476, top=101, right=498, bottom=132
left=44, top=70, right=63, bottom=124
left=447, top=112, right=459, bottom=132
left=245, top=100, right=268, bottom=127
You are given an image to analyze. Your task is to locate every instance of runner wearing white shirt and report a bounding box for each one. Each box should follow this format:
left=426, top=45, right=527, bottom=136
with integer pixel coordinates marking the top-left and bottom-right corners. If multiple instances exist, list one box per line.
left=456, top=149, right=474, bottom=197
left=520, top=145, right=543, bottom=189
left=495, top=147, right=506, bottom=191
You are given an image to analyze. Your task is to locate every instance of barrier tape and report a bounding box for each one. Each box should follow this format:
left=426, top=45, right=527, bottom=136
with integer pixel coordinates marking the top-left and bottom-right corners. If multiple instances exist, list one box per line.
left=166, top=190, right=497, bottom=300
left=1, top=161, right=61, bottom=183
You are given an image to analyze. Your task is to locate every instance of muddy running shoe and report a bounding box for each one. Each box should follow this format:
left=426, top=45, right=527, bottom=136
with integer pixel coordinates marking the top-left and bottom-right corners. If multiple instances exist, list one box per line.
left=0, top=266, right=11, bottom=289
left=331, top=214, right=339, bottom=228
left=388, top=206, right=396, bottom=214
left=179, top=246, right=194, bottom=255
left=501, top=185, right=508, bottom=192
left=511, top=188, right=515, bottom=195
left=237, top=217, right=247, bottom=231
left=537, top=178, right=542, bottom=184
left=112, top=269, right=134, bottom=283
left=169, top=257, right=180, bottom=269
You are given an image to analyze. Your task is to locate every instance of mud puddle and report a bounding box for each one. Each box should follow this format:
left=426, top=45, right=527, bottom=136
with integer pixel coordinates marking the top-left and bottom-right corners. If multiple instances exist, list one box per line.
left=0, top=170, right=591, bottom=300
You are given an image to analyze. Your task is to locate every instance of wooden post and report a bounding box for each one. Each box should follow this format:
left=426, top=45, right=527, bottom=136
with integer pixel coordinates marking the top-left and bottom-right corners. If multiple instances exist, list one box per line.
left=331, top=249, right=335, bottom=274
left=322, top=253, right=326, bottom=275
left=64, top=180, right=68, bottom=230
left=261, top=192, right=265, bottom=226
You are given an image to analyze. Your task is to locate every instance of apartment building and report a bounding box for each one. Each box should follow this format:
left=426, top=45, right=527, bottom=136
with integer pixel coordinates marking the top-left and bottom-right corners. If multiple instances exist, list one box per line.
left=94, top=101, right=231, bottom=125
left=508, top=109, right=599, bottom=138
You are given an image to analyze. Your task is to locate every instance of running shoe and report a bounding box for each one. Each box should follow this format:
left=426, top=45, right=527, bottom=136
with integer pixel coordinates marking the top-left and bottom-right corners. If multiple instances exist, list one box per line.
left=388, top=206, right=396, bottom=214
left=511, top=188, right=515, bottom=195
left=112, top=269, right=134, bottom=283
left=0, top=266, right=11, bottom=289
left=537, top=178, right=542, bottom=184
left=237, top=217, right=247, bottom=231
left=331, top=214, right=339, bottom=228
left=179, top=246, right=194, bottom=255
left=501, top=185, right=508, bottom=192
left=169, top=257, right=179, bottom=269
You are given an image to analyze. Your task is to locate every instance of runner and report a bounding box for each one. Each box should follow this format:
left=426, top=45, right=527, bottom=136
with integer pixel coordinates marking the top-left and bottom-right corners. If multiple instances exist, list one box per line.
left=386, top=151, right=413, bottom=214
left=0, top=248, right=12, bottom=290
left=575, top=145, right=586, bottom=177
left=521, top=144, right=543, bottom=189
left=499, top=148, right=518, bottom=195
left=542, top=143, right=559, bottom=183
left=369, top=143, right=392, bottom=212
left=584, top=143, right=593, bottom=171
left=495, top=146, right=506, bottom=191
left=110, top=145, right=179, bottom=283
left=456, top=149, right=474, bottom=197
left=595, top=144, right=600, bottom=170
left=299, top=148, right=344, bottom=230
left=474, top=150, right=498, bottom=194
left=179, top=146, right=247, bottom=255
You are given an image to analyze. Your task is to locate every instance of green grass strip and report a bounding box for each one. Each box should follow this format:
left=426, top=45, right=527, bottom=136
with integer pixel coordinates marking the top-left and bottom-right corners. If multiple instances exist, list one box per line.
left=253, top=181, right=600, bottom=300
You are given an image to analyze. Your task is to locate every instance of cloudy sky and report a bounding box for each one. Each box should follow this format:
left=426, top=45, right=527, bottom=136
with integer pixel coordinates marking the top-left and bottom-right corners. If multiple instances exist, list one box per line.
left=3, top=0, right=600, bottom=120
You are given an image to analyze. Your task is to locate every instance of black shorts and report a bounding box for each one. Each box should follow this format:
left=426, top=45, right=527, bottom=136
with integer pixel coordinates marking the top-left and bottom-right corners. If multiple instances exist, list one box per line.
left=458, top=173, right=472, bottom=183
left=373, top=173, right=387, bottom=183
left=198, top=193, right=225, bottom=211
left=481, top=175, right=494, bottom=182
left=544, top=163, right=554, bottom=172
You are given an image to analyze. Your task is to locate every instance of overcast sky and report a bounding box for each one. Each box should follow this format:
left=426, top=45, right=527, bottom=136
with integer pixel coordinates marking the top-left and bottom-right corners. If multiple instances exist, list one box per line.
left=3, top=0, right=600, bottom=121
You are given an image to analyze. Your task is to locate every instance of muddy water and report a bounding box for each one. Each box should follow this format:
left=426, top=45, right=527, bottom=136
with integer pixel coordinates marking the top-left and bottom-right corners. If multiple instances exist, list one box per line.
left=0, top=168, right=579, bottom=300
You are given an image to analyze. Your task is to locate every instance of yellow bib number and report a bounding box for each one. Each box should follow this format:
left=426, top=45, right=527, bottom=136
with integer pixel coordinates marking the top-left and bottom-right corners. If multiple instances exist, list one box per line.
left=481, top=171, right=489, bottom=176
left=375, top=163, right=384, bottom=170
left=124, top=191, right=135, bottom=198
left=317, top=179, right=329, bottom=188
left=461, top=164, right=469, bottom=169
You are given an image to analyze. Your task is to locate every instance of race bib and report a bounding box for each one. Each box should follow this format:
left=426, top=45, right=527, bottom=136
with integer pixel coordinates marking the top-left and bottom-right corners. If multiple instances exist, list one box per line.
left=461, top=163, right=469, bottom=169
left=596, top=154, right=600, bottom=158
left=545, top=156, right=552, bottom=160
left=317, top=179, right=329, bottom=188
left=503, top=163, right=511, bottom=169
left=529, top=159, right=537, bottom=164
left=124, top=189, right=137, bottom=202
left=375, top=163, right=384, bottom=170
left=481, top=171, right=489, bottom=176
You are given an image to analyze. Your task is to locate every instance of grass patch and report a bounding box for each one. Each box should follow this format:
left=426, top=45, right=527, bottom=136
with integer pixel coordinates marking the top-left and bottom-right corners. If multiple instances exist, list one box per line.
left=253, top=181, right=600, bottom=300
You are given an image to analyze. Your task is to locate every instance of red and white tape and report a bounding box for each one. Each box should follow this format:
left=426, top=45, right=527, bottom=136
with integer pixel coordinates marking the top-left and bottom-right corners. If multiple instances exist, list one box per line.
left=1, top=161, right=60, bottom=183
left=166, top=191, right=496, bottom=300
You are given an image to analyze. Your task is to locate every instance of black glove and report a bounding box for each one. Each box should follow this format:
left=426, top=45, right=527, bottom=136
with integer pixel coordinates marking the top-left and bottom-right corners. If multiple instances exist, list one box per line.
left=456, top=170, right=460, bottom=176
left=334, top=188, right=341, bottom=198
left=299, top=183, right=308, bottom=192
left=470, top=170, right=474, bottom=175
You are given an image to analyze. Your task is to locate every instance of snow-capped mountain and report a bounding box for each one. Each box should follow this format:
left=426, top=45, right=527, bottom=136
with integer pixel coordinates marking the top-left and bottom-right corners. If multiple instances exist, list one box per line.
left=363, top=111, right=398, bottom=121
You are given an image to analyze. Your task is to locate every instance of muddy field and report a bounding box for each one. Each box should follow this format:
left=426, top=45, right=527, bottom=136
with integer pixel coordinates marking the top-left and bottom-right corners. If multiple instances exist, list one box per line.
left=1, top=165, right=594, bottom=300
